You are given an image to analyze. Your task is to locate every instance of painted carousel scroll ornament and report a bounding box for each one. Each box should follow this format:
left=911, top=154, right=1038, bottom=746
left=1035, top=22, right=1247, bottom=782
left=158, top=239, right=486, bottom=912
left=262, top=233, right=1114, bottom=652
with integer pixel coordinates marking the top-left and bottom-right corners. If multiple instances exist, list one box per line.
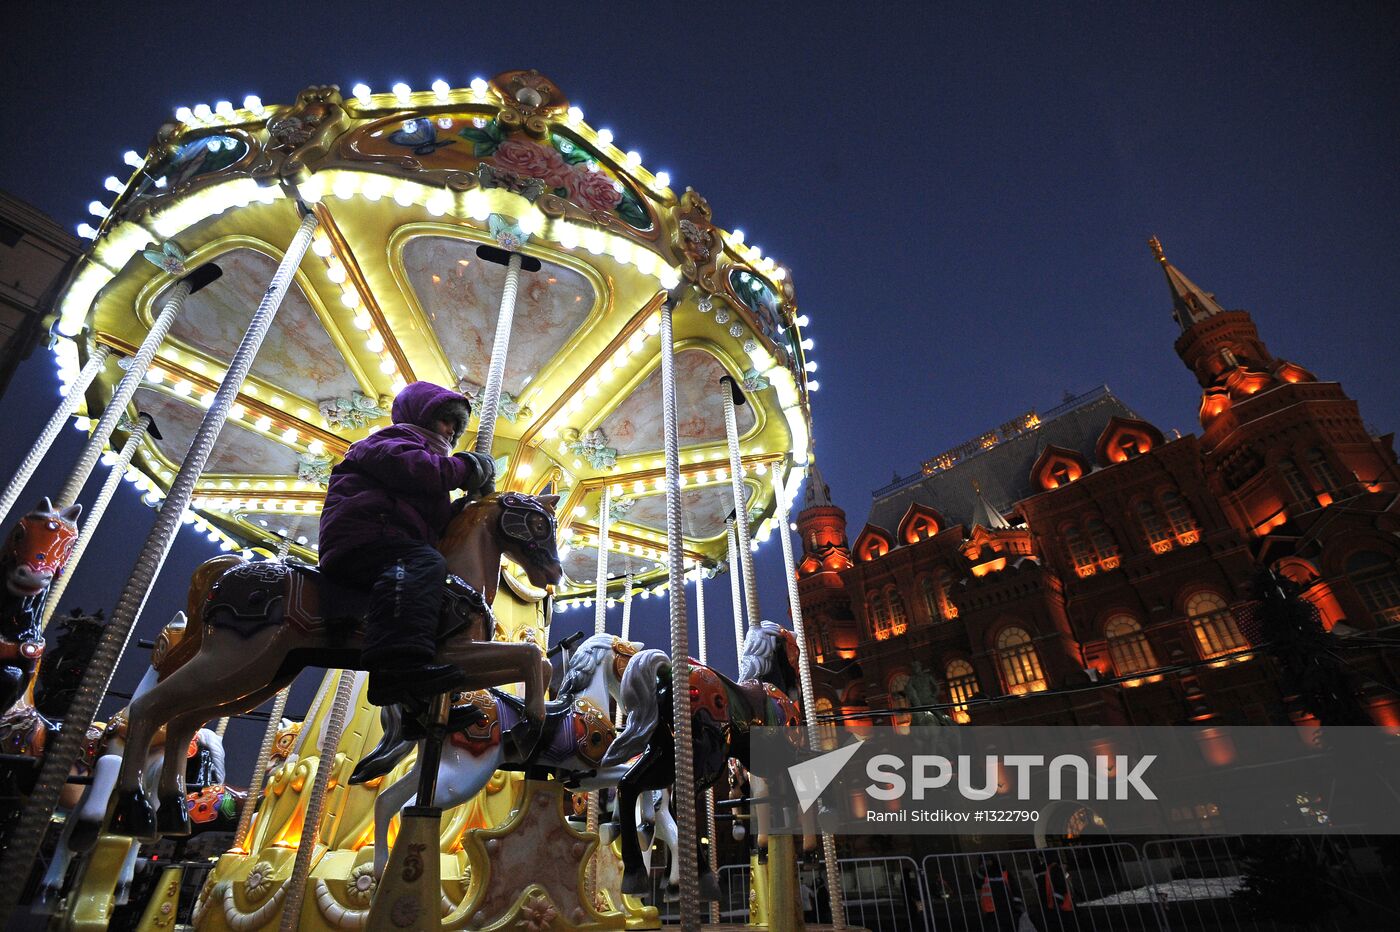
left=490, top=69, right=570, bottom=139
left=672, top=188, right=723, bottom=291
left=295, top=451, right=333, bottom=487
left=453, top=378, right=531, bottom=424
left=607, top=495, right=635, bottom=524
left=562, top=428, right=618, bottom=470
left=253, top=85, right=349, bottom=184
left=318, top=391, right=390, bottom=431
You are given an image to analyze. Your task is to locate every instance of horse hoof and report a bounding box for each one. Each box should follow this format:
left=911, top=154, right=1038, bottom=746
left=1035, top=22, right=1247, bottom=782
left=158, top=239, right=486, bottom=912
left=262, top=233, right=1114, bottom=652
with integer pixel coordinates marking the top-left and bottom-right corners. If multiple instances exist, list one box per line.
left=620, top=870, right=649, bottom=896
left=109, top=787, right=157, bottom=841
left=156, top=794, right=192, bottom=837
left=700, top=873, right=721, bottom=901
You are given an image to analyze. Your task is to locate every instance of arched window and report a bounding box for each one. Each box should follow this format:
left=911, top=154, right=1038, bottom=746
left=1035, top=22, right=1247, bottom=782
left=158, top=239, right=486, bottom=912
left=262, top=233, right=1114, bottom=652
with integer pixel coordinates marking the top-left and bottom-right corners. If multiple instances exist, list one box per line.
left=1345, top=551, right=1400, bottom=625
left=995, top=627, right=1047, bottom=694
left=1064, top=525, right=1097, bottom=577
left=1307, top=448, right=1344, bottom=494
left=1138, top=499, right=1172, bottom=553
left=813, top=697, right=837, bottom=751
left=1186, top=591, right=1247, bottom=658
left=1161, top=490, right=1200, bottom=543
left=945, top=659, right=980, bottom=723
left=1105, top=614, right=1158, bottom=675
left=868, top=593, right=890, bottom=640
left=920, top=576, right=938, bottom=622
left=1086, top=518, right=1120, bottom=570
left=886, top=589, right=909, bottom=636
left=937, top=567, right=960, bottom=620
left=1279, top=458, right=1312, bottom=504
left=887, top=671, right=911, bottom=734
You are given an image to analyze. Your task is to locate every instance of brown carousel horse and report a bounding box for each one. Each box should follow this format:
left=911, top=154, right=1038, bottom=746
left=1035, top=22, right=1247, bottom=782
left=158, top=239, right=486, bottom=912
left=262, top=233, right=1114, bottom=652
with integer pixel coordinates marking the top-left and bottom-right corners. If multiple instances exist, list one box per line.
left=108, top=492, right=562, bottom=840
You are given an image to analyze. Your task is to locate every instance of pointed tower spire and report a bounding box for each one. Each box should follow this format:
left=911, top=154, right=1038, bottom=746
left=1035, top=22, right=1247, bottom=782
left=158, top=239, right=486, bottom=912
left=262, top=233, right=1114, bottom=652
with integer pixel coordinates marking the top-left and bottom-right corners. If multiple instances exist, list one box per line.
left=1150, top=236, right=1227, bottom=330
left=804, top=461, right=834, bottom=509
left=970, top=480, right=1011, bottom=530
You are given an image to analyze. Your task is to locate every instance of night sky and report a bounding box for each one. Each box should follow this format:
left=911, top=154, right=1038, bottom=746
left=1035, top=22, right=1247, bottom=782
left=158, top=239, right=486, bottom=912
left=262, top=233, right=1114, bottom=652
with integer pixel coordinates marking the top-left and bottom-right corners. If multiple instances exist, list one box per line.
left=1, top=3, right=1397, bottom=761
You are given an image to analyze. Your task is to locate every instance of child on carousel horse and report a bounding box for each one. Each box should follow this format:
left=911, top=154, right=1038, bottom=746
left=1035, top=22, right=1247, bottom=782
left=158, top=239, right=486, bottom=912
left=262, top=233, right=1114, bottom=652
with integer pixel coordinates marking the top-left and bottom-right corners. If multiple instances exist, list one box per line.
left=318, top=380, right=495, bottom=708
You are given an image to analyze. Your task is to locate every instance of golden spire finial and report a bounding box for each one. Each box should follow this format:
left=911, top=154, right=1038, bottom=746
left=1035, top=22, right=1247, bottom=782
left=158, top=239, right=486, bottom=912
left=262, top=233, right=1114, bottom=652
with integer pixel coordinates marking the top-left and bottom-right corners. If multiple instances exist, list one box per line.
left=1148, top=235, right=1166, bottom=263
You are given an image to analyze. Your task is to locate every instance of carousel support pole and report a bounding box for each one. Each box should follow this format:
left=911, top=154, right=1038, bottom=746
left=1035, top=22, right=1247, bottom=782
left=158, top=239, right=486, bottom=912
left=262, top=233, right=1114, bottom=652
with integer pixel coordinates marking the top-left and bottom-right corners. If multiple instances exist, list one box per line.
left=695, top=572, right=720, bottom=924
left=776, top=487, right=847, bottom=930
left=615, top=572, right=633, bottom=728
left=472, top=247, right=525, bottom=458
left=0, top=208, right=319, bottom=927
left=233, top=686, right=291, bottom=852
left=586, top=486, right=611, bottom=891
left=38, top=412, right=156, bottom=631
left=720, top=377, right=762, bottom=633
left=725, top=520, right=746, bottom=663
left=54, top=262, right=221, bottom=510
left=279, top=668, right=358, bottom=932
left=660, top=299, right=701, bottom=932
left=0, top=341, right=111, bottom=529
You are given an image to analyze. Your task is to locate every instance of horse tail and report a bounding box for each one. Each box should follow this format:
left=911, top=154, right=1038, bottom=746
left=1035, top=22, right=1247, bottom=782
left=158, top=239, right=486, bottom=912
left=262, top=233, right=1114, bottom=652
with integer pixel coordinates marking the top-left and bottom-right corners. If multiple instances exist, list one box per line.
left=194, top=727, right=226, bottom=784
left=350, top=704, right=414, bottom=784
left=600, top=649, right=669, bottom=768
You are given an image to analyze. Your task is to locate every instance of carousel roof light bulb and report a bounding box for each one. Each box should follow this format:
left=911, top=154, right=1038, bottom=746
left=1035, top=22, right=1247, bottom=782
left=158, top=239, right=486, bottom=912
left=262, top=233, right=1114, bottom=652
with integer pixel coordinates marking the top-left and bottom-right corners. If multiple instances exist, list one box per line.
left=352, top=313, right=372, bottom=330
left=123, top=150, right=143, bottom=167
left=175, top=106, right=195, bottom=123
left=88, top=200, right=109, bottom=217
left=805, top=360, right=818, bottom=372
left=76, top=223, right=98, bottom=239
left=431, top=78, right=450, bottom=100
left=596, top=128, right=614, bottom=146
left=470, top=77, right=489, bottom=95
left=281, top=427, right=298, bottom=443
left=391, top=376, right=408, bottom=393
left=193, top=104, right=214, bottom=121
left=808, top=380, right=821, bottom=391
left=243, top=94, right=264, bottom=113
left=365, top=332, right=384, bottom=352
left=426, top=191, right=450, bottom=216
left=215, top=100, right=235, bottom=118
left=379, top=358, right=397, bottom=374
left=393, top=82, right=412, bottom=102
left=332, top=176, right=356, bottom=200
left=393, top=185, right=416, bottom=207
left=654, top=171, right=670, bottom=188
left=352, top=83, right=372, bottom=103
left=339, top=291, right=360, bottom=308
left=311, top=236, right=333, bottom=257
left=103, top=176, right=124, bottom=194
left=796, top=314, right=810, bottom=327
left=229, top=402, right=245, bottom=419
left=326, top=263, right=347, bottom=284
left=172, top=379, right=193, bottom=397
left=801, top=337, right=815, bottom=351
left=625, top=150, right=642, bottom=168
left=255, top=415, right=273, bottom=431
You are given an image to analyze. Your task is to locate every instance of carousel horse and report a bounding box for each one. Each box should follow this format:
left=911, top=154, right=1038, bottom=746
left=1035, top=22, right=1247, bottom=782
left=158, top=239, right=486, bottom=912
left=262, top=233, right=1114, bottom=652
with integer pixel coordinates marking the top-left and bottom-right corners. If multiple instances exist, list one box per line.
left=592, top=620, right=805, bottom=897
left=353, top=633, right=642, bottom=878
left=0, top=498, right=82, bottom=714
left=39, top=664, right=229, bottom=904
left=108, top=492, right=562, bottom=841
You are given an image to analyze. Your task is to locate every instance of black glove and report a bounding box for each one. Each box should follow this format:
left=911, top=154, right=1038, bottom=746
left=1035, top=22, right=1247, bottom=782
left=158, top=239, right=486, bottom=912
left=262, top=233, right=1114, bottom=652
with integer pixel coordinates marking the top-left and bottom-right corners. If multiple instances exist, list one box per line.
left=454, top=451, right=496, bottom=494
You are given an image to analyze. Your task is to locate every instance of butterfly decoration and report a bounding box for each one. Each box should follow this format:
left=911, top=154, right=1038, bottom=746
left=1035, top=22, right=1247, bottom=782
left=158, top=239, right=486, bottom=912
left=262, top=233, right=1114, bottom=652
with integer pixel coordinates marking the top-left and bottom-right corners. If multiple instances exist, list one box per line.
left=388, top=118, right=457, bottom=155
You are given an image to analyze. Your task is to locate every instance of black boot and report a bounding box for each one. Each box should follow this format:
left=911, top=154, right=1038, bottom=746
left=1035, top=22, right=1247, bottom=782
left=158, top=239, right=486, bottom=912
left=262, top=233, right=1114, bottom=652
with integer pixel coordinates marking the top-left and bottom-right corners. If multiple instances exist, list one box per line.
left=367, top=662, right=468, bottom=706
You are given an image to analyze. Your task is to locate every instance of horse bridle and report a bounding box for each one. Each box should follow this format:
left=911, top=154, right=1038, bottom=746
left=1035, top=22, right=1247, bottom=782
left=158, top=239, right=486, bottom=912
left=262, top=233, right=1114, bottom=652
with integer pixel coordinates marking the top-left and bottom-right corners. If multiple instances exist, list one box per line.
left=497, top=493, right=558, bottom=567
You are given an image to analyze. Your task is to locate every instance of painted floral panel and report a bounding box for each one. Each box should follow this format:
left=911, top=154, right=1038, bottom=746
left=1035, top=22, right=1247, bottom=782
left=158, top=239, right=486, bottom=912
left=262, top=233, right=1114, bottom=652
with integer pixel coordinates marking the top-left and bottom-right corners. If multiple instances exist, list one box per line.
left=349, top=115, right=652, bottom=231
left=622, top=484, right=754, bottom=540
left=134, top=388, right=303, bottom=475
left=161, top=248, right=360, bottom=403
left=402, top=236, right=594, bottom=395
left=600, top=350, right=755, bottom=456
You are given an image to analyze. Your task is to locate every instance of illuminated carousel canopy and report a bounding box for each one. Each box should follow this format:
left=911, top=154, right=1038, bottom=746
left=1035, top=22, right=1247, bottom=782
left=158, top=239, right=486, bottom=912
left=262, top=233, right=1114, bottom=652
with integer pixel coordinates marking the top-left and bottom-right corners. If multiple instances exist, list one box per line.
left=56, top=70, right=816, bottom=597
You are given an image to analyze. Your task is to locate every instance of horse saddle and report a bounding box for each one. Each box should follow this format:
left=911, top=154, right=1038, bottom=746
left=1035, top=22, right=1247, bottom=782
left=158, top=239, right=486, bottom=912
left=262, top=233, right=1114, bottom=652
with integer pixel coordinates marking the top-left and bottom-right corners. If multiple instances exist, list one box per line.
left=206, top=561, right=491, bottom=643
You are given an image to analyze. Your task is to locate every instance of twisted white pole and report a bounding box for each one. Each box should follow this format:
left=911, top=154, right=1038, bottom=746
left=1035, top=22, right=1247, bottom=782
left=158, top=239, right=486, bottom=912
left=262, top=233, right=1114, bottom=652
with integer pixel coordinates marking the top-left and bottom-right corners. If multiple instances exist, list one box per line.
left=279, top=669, right=358, bottom=932
left=615, top=572, right=633, bottom=730
left=726, top=520, right=747, bottom=666
left=57, top=273, right=201, bottom=508
left=0, top=210, right=319, bottom=926
left=776, top=488, right=846, bottom=929
left=233, top=687, right=291, bottom=851
left=587, top=485, right=611, bottom=892
left=473, top=251, right=523, bottom=457
left=660, top=302, right=700, bottom=931
left=39, top=413, right=154, bottom=631
left=0, top=342, right=111, bottom=528
left=721, top=382, right=762, bottom=632
left=696, top=573, right=720, bottom=924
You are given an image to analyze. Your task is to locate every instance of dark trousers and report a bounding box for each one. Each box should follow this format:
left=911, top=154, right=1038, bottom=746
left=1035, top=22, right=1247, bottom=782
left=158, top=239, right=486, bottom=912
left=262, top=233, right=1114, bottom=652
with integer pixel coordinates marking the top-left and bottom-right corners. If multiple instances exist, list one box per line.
left=322, top=539, right=447, bottom=669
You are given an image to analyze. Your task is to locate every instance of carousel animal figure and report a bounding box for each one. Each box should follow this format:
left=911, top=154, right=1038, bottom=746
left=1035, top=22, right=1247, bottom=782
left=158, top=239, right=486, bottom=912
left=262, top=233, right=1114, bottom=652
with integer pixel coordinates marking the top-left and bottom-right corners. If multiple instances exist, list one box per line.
left=38, top=663, right=229, bottom=905
left=592, top=620, right=806, bottom=898
left=597, top=787, right=687, bottom=896
left=351, top=633, right=642, bottom=878
left=0, top=498, right=82, bottom=714
left=106, top=490, right=562, bottom=841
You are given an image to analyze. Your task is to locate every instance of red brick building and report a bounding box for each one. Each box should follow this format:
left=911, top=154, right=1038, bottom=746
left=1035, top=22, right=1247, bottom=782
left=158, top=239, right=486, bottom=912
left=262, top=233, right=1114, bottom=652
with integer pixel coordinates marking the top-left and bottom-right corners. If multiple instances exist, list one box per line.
left=797, top=241, right=1400, bottom=745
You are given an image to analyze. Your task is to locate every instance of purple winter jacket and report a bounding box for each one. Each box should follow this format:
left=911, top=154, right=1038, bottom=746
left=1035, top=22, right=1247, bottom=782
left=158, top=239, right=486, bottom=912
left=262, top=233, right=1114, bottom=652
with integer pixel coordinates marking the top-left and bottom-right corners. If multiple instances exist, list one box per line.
left=318, top=381, right=484, bottom=569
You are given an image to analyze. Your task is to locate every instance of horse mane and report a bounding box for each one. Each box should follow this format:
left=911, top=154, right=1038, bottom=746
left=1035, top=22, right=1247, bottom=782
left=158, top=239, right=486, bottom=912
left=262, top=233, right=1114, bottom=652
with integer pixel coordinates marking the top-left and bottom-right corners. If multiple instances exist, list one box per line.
left=556, top=633, right=614, bottom=699
left=194, top=727, right=226, bottom=783
left=738, top=620, right=786, bottom=683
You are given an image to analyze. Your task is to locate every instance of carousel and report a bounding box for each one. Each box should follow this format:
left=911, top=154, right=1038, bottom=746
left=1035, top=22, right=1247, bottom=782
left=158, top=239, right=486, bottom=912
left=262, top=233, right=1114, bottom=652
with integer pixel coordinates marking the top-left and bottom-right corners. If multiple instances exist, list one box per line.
left=0, top=70, right=846, bottom=931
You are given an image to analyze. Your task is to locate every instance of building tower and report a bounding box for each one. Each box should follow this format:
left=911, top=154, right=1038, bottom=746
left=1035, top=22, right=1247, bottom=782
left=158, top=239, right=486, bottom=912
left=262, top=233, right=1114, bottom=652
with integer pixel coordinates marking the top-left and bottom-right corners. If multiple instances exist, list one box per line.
left=795, top=462, right=859, bottom=664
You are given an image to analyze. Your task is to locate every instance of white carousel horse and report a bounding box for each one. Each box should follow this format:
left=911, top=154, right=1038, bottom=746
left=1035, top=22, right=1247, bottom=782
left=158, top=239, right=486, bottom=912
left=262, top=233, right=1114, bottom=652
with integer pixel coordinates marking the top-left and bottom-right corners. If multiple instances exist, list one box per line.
left=365, top=633, right=642, bottom=878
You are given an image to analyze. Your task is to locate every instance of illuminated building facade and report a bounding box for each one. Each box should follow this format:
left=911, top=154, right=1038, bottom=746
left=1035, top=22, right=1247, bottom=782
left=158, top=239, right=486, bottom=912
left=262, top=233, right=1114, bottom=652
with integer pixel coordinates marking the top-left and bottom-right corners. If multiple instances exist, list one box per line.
left=0, top=191, right=80, bottom=400
left=798, top=242, right=1400, bottom=736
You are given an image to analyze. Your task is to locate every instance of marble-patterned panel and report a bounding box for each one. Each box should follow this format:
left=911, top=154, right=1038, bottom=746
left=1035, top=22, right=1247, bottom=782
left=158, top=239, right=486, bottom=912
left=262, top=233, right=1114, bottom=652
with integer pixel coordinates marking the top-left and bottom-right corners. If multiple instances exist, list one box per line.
left=561, top=546, right=659, bottom=586
left=621, top=484, right=754, bottom=540
left=402, top=237, right=594, bottom=395
left=134, top=387, right=303, bottom=475
left=599, top=351, right=755, bottom=456
left=161, top=248, right=360, bottom=403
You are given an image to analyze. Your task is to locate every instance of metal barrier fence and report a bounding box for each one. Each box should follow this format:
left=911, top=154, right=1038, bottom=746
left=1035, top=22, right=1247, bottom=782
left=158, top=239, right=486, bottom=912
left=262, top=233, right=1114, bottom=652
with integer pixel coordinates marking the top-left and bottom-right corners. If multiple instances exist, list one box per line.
left=640, top=836, right=1400, bottom=930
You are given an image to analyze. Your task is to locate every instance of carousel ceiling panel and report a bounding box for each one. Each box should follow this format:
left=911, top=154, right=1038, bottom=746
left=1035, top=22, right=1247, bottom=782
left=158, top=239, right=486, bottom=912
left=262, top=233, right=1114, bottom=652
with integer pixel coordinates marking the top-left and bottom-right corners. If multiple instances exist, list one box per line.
left=599, top=350, right=755, bottom=456
left=134, top=387, right=304, bottom=475
left=162, top=248, right=361, bottom=403
left=402, top=236, right=594, bottom=396
left=622, top=483, right=754, bottom=540
left=561, top=546, right=659, bottom=586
